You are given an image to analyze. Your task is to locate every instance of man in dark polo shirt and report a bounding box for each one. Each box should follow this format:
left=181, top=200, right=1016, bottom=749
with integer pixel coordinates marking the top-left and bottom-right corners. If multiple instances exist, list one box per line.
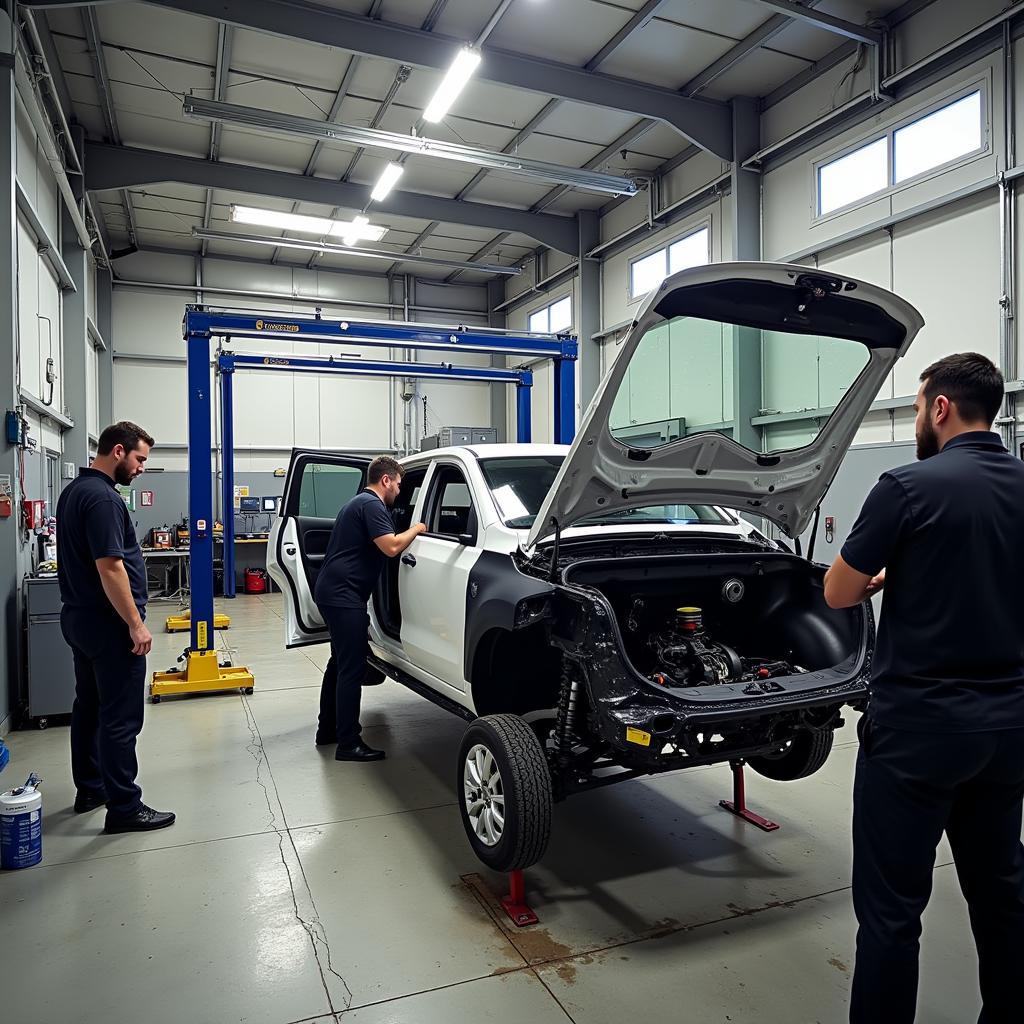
left=825, top=353, right=1024, bottom=1023
left=314, top=455, right=425, bottom=762
left=56, top=421, right=175, bottom=834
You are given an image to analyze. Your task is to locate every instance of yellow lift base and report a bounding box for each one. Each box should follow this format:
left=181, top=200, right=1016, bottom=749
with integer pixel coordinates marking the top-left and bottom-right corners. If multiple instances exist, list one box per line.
left=165, top=610, right=231, bottom=633
left=150, top=651, right=255, bottom=703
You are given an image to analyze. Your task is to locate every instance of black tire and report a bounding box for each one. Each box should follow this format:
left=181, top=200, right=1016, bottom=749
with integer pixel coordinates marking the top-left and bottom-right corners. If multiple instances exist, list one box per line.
left=457, top=714, right=553, bottom=872
left=748, top=729, right=834, bottom=781
left=150, top=695, right=161, bottom=705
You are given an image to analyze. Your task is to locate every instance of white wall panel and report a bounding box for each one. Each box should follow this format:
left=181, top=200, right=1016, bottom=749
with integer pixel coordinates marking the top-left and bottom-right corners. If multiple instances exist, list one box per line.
left=17, top=214, right=39, bottom=396
left=890, top=194, right=1000, bottom=396
left=113, top=363, right=189, bottom=444
left=87, top=341, right=99, bottom=438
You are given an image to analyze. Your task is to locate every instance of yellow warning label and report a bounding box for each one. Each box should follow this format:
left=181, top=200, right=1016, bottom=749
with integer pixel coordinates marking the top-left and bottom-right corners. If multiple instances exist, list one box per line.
left=197, top=620, right=209, bottom=650
left=626, top=727, right=651, bottom=747
left=255, top=319, right=299, bottom=332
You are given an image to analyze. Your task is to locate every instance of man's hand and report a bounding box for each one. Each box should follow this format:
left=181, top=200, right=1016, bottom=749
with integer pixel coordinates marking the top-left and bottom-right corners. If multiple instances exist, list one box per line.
left=864, top=570, right=886, bottom=597
left=414, top=522, right=427, bottom=536
left=130, top=622, right=153, bottom=656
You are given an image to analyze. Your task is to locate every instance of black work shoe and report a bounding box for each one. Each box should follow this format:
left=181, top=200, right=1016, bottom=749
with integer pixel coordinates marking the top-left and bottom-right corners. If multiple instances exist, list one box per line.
left=104, top=804, right=176, bottom=833
left=335, top=741, right=386, bottom=762
left=314, top=731, right=337, bottom=747
left=74, top=791, right=108, bottom=813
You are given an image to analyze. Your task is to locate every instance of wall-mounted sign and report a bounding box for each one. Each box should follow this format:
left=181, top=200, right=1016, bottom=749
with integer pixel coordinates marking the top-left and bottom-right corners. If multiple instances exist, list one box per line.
left=141, top=490, right=154, bottom=507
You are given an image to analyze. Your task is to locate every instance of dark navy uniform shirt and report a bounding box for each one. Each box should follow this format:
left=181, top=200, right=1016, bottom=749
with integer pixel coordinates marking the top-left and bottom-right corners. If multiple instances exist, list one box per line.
left=56, top=467, right=148, bottom=618
left=313, top=490, right=395, bottom=610
left=842, top=431, right=1024, bottom=732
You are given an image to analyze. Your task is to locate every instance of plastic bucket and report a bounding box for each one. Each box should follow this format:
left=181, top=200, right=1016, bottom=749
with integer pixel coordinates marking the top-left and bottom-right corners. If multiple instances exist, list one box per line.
left=244, top=568, right=268, bottom=594
left=1, top=781, right=42, bottom=869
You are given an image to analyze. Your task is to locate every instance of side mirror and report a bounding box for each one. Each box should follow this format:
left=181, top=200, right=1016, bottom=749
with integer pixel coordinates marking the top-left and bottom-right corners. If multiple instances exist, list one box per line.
left=457, top=533, right=474, bottom=546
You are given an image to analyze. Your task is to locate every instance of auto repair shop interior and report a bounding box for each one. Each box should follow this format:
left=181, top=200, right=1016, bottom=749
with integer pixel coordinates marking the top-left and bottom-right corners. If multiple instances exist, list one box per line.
left=0, top=0, right=1018, bottom=1021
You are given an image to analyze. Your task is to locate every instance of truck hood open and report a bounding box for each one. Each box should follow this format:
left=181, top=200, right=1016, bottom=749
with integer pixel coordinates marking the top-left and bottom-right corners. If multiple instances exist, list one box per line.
left=527, top=262, right=924, bottom=548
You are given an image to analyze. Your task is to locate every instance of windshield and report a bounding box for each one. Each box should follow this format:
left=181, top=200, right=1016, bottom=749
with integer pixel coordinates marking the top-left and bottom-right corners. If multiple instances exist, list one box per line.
left=479, top=456, right=733, bottom=529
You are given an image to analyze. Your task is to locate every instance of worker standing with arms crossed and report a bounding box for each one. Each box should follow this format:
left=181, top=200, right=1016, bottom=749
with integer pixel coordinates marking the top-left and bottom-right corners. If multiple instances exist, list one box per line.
left=313, top=455, right=425, bottom=762
left=57, top=421, right=175, bottom=833
left=824, top=353, right=1024, bottom=1023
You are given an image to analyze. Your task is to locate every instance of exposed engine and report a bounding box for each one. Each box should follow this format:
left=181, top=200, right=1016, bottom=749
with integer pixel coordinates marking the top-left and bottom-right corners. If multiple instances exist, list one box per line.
left=644, top=605, right=802, bottom=691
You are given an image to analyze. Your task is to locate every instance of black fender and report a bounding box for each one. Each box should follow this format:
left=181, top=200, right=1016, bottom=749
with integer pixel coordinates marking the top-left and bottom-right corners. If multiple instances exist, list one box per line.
left=463, top=550, right=557, bottom=683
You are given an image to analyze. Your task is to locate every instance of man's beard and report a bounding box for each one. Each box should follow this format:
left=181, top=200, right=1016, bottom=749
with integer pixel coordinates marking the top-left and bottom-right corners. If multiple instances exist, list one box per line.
left=916, top=419, right=940, bottom=460
left=113, top=460, right=135, bottom=485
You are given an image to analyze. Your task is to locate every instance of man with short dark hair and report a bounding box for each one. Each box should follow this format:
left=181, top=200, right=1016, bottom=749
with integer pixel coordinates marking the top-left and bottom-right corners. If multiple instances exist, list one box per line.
left=825, top=353, right=1024, bottom=1023
left=57, top=421, right=175, bottom=833
left=314, top=455, right=426, bottom=761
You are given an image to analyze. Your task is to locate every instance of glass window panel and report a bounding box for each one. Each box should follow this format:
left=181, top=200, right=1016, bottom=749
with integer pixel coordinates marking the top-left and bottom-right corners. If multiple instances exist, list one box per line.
left=630, top=248, right=668, bottom=298
left=610, top=317, right=870, bottom=453
left=893, top=91, right=982, bottom=183
left=818, top=137, right=888, bottom=215
left=548, top=295, right=572, bottom=332
left=297, top=464, right=363, bottom=518
left=669, top=228, right=709, bottom=274
left=528, top=307, right=549, bottom=333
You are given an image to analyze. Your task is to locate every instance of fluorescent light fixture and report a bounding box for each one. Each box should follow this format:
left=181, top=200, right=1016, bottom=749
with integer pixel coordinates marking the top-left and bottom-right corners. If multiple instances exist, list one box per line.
left=423, top=46, right=481, bottom=123
left=370, top=162, right=404, bottom=203
left=193, top=227, right=521, bottom=276
left=230, top=204, right=386, bottom=244
left=184, top=97, right=638, bottom=196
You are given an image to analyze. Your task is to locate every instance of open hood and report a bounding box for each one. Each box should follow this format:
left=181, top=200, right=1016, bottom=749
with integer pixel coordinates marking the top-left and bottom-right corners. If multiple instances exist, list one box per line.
left=527, top=262, right=924, bottom=548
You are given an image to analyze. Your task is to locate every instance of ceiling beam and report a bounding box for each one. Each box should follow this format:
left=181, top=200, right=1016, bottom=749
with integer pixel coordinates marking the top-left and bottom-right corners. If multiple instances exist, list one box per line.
left=681, top=1, right=823, bottom=97
left=83, top=142, right=581, bottom=253
left=51, top=0, right=733, bottom=157
left=743, top=0, right=881, bottom=45
left=201, top=22, right=233, bottom=256
left=82, top=7, right=138, bottom=249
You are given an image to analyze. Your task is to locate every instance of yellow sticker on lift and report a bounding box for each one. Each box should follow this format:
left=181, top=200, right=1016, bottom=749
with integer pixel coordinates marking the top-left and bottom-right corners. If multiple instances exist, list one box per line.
left=626, top=727, right=652, bottom=747
left=197, top=620, right=208, bottom=650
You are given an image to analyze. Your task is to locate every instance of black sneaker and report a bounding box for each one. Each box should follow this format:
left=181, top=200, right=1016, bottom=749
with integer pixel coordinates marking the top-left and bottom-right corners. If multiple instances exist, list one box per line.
left=104, top=804, right=176, bottom=834
left=74, top=790, right=108, bottom=813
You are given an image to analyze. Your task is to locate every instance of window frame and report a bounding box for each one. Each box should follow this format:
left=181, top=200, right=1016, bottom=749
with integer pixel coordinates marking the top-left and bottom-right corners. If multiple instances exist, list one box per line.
left=812, top=76, right=990, bottom=223
left=527, top=292, right=573, bottom=335
left=423, top=461, right=479, bottom=545
left=626, top=221, right=711, bottom=304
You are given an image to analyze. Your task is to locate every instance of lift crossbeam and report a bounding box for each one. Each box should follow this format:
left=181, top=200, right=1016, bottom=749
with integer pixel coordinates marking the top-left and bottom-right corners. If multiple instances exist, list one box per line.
left=219, top=352, right=534, bottom=387
left=186, top=308, right=578, bottom=360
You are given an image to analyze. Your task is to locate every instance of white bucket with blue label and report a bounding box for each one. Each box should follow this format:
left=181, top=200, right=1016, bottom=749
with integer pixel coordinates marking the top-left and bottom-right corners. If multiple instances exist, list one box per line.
left=0, top=775, right=43, bottom=869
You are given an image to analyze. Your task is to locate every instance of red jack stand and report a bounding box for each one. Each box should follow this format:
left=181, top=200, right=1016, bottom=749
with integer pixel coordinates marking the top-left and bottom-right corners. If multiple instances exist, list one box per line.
left=719, top=760, right=780, bottom=832
left=500, top=869, right=539, bottom=927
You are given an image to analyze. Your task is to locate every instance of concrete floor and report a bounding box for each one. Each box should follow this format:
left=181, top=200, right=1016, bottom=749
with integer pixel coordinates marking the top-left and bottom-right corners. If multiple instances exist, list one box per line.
left=0, top=593, right=989, bottom=1023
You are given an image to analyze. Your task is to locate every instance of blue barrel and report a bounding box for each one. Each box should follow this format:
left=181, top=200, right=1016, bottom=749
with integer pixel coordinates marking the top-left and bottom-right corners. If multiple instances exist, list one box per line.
left=0, top=777, right=42, bottom=869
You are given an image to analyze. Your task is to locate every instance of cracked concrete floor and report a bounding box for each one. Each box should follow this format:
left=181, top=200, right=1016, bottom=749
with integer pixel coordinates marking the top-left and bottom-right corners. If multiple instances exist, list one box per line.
left=0, top=593, right=993, bottom=1023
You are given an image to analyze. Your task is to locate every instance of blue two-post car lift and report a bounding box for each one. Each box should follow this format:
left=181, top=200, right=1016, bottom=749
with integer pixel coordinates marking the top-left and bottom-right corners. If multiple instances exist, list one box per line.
left=150, top=306, right=578, bottom=701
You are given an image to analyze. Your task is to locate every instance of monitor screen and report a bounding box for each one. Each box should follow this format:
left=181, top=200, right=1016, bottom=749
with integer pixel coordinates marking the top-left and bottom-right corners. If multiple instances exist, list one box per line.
left=261, top=496, right=278, bottom=512
left=239, top=496, right=260, bottom=512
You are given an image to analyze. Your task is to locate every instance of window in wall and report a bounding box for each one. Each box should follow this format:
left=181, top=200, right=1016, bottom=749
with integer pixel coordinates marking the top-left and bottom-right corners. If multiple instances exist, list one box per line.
left=629, top=226, right=710, bottom=299
left=893, top=90, right=982, bottom=183
left=528, top=294, right=572, bottom=334
left=818, top=138, right=888, bottom=216
left=817, top=87, right=985, bottom=216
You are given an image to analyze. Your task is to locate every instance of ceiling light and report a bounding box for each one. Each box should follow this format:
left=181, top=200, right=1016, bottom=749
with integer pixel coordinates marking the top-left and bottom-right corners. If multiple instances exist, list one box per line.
left=185, top=97, right=638, bottom=196
left=193, top=227, right=521, bottom=276
left=231, top=204, right=386, bottom=243
left=423, top=46, right=481, bottom=123
left=370, top=162, right=404, bottom=203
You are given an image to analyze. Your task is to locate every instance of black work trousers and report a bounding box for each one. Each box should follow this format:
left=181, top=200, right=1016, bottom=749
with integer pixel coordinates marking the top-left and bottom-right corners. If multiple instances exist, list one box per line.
left=851, top=716, right=1024, bottom=1024
left=62, top=606, right=147, bottom=816
left=317, top=605, right=370, bottom=748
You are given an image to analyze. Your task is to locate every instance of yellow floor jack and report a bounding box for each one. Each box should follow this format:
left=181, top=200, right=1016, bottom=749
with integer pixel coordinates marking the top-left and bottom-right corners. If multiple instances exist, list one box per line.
left=150, top=620, right=254, bottom=703
left=165, top=609, right=231, bottom=633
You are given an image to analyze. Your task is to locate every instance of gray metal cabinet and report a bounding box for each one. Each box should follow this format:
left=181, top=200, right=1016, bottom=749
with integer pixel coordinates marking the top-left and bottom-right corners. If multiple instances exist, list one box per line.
left=25, top=577, right=75, bottom=720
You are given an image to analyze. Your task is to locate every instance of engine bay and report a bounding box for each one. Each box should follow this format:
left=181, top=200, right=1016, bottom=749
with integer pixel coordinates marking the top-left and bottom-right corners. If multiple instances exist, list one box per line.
left=625, top=590, right=808, bottom=694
